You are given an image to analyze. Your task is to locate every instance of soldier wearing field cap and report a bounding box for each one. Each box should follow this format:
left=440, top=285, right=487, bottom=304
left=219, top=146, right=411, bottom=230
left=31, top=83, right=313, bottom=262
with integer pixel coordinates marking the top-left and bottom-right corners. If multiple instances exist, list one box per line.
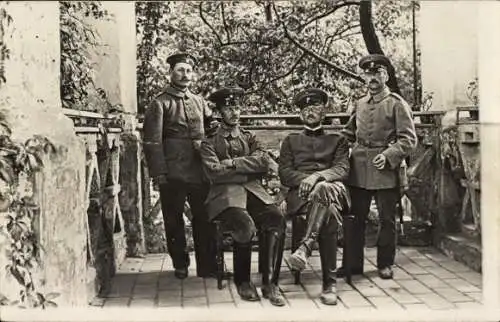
left=199, top=87, right=286, bottom=306
left=339, top=54, right=417, bottom=279
left=143, top=52, right=217, bottom=279
left=279, top=88, right=351, bottom=305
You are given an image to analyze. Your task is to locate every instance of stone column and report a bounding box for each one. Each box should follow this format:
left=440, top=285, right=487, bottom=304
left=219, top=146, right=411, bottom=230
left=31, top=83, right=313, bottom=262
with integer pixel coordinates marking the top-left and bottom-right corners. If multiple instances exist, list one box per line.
left=91, top=2, right=146, bottom=258
left=420, top=1, right=478, bottom=118
left=0, top=2, right=87, bottom=306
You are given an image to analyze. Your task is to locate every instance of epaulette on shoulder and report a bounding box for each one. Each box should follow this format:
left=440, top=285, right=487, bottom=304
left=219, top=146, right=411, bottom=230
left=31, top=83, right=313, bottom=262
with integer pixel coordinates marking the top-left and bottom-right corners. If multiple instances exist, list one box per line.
left=154, top=90, right=169, bottom=100
left=205, top=125, right=220, bottom=139
left=240, top=127, right=251, bottom=134
left=389, top=92, right=405, bottom=101
left=359, top=95, right=370, bottom=103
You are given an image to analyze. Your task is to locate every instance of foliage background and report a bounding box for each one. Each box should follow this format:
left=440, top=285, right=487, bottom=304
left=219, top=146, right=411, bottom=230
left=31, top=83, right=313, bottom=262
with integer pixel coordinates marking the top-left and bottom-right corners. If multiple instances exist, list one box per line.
left=136, top=0, right=419, bottom=115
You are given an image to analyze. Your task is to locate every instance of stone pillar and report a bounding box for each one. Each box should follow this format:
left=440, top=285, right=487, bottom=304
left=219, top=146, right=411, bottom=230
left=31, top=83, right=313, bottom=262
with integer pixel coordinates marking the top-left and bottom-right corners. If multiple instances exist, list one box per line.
left=91, top=2, right=146, bottom=257
left=0, top=2, right=87, bottom=306
left=478, top=2, right=500, bottom=309
left=420, top=1, right=478, bottom=123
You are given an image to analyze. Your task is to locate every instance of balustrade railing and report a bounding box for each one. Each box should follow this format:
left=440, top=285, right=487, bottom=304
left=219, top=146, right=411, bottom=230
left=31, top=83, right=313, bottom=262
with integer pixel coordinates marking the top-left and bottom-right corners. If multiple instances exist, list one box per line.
left=63, top=108, right=126, bottom=294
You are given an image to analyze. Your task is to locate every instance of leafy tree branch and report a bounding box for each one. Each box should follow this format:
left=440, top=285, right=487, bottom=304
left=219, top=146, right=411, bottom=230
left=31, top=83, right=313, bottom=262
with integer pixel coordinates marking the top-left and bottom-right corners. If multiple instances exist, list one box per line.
left=297, top=0, right=360, bottom=31
left=274, top=3, right=363, bottom=82
left=199, top=2, right=223, bottom=45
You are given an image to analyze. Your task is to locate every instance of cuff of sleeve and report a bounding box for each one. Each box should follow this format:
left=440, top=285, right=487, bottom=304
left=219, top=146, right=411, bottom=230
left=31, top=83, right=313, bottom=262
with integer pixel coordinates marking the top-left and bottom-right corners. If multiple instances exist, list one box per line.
left=382, top=149, right=402, bottom=170
left=315, top=171, right=332, bottom=182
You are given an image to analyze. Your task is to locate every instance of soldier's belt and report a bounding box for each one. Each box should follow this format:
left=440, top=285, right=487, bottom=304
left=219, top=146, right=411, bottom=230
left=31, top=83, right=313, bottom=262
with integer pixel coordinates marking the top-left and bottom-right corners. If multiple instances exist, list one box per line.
left=356, top=138, right=388, bottom=148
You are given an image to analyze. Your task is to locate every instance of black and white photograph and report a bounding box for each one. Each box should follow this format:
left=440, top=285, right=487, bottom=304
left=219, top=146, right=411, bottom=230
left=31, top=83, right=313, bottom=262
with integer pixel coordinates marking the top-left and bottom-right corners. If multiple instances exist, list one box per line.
left=0, top=0, right=498, bottom=321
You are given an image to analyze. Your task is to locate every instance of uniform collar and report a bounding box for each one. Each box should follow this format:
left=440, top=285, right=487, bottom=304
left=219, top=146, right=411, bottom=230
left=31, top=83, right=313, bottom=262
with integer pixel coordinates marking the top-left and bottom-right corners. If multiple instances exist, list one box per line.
left=369, top=87, right=391, bottom=103
left=219, top=123, right=241, bottom=138
left=303, top=125, right=325, bottom=137
left=164, top=84, right=192, bottom=99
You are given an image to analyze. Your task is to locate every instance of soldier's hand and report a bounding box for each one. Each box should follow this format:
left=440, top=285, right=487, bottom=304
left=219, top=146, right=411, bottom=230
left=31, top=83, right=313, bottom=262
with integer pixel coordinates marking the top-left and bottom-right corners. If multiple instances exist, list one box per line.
left=372, top=154, right=387, bottom=170
left=220, top=159, right=235, bottom=168
left=308, top=183, right=330, bottom=207
left=267, top=158, right=279, bottom=174
left=299, top=173, right=320, bottom=200
left=192, top=140, right=202, bottom=151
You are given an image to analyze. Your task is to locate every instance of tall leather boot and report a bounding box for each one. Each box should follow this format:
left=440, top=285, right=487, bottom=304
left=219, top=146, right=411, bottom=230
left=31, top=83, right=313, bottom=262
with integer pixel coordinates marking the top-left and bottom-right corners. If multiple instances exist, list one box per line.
left=233, top=241, right=259, bottom=301
left=286, top=203, right=329, bottom=271
left=318, top=215, right=338, bottom=305
left=261, top=230, right=286, bottom=307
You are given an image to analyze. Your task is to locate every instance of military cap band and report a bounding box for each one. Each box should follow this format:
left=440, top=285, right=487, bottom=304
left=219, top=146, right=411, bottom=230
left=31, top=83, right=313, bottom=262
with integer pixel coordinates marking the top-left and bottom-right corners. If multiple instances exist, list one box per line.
left=293, top=88, right=328, bottom=110
left=358, top=54, right=391, bottom=71
left=208, top=87, right=244, bottom=109
left=166, top=52, right=198, bottom=68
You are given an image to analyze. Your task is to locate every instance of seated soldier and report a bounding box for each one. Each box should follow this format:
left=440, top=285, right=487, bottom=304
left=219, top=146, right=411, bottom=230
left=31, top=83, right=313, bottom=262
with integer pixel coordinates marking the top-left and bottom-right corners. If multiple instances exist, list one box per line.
left=199, top=87, right=286, bottom=307
left=279, top=88, right=351, bottom=305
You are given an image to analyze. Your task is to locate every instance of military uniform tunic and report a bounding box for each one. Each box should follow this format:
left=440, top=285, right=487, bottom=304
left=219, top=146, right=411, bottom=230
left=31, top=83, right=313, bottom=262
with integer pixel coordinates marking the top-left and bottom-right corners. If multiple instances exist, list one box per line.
left=341, top=87, right=417, bottom=190
left=278, top=129, right=350, bottom=216
left=143, top=85, right=212, bottom=183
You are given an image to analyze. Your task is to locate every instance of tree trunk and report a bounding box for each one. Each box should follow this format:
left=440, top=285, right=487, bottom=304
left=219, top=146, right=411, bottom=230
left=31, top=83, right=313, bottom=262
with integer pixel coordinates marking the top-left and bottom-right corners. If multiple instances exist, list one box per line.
left=359, top=0, right=401, bottom=95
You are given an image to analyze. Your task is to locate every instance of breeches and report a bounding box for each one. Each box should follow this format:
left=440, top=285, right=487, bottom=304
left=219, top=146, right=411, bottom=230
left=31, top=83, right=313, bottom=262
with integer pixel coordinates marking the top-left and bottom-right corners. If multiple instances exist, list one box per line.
left=216, top=192, right=285, bottom=244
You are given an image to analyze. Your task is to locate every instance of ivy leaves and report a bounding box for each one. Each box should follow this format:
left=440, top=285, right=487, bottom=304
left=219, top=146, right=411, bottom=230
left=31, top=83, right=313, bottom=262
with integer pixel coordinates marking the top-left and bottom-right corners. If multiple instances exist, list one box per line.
left=0, top=134, right=56, bottom=185
left=0, top=112, right=58, bottom=308
left=59, top=1, right=110, bottom=111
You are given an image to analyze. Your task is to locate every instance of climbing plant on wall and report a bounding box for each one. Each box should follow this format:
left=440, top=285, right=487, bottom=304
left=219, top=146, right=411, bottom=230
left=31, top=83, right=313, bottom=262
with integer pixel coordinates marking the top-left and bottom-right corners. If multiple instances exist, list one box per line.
left=59, top=1, right=112, bottom=112
left=0, top=112, right=59, bottom=308
left=0, top=3, right=12, bottom=88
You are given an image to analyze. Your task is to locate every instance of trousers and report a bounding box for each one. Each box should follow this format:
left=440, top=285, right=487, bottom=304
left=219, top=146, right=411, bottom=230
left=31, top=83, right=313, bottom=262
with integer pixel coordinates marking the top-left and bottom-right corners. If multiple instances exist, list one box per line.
left=344, top=186, right=400, bottom=269
left=159, top=179, right=216, bottom=276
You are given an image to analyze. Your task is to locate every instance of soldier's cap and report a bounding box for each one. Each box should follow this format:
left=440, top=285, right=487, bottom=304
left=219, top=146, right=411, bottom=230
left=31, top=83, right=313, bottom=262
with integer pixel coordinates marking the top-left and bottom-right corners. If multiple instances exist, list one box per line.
left=166, top=52, right=198, bottom=68
left=293, top=88, right=329, bottom=110
left=358, top=54, right=391, bottom=72
left=208, top=87, right=245, bottom=110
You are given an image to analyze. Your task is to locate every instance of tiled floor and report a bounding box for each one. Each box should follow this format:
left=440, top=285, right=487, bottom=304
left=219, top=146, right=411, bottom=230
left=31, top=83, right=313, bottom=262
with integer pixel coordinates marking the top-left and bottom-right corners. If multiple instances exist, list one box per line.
left=94, top=246, right=482, bottom=310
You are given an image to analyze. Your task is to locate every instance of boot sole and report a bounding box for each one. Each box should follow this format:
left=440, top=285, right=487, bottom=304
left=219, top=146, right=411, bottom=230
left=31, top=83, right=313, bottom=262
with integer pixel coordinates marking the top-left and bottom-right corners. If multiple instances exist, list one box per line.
left=261, top=288, right=286, bottom=307
left=285, top=255, right=306, bottom=271
left=320, top=296, right=338, bottom=306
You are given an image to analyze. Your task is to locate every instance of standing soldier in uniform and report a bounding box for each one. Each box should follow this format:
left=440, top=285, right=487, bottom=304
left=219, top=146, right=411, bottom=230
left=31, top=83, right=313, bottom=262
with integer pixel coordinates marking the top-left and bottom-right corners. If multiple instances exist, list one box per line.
left=143, top=52, right=217, bottom=279
left=279, top=88, right=351, bottom=305
left=199, top=87, right=286, bottom=306
left=338, top=54, right=417, bottom=279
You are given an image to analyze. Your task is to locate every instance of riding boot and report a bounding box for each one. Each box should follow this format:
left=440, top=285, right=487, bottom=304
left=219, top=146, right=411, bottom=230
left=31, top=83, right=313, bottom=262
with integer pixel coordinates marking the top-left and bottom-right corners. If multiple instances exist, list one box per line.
left=233, top=241, right=259, bottom=301
left=286, top=203, right=329, bottom=271
left=261, top=230, right=285, bottom=307
left=318, top=215, right=338, bottom=305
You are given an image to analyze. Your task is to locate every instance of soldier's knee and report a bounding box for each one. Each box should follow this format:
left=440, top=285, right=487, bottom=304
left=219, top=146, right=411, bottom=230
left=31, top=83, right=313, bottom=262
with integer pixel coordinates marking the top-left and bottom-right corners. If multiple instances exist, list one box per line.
left=320, top=216, right=338, bottom=237
left=232, top=220, right=256, bottom=244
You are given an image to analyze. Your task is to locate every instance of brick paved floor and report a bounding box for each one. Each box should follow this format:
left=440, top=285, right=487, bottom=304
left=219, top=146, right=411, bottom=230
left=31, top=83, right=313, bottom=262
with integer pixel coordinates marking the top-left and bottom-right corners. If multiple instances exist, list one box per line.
left=95, top=246, right=482, bottom=310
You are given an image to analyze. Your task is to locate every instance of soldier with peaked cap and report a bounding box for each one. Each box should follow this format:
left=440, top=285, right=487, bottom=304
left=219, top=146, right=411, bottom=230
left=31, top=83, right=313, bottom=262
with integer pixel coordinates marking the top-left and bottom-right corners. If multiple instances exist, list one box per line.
left=199, top=87, right=286, bottom=306
left=278, top=88, right=351, bottom=305
left=143, top=52, right=218, bottom=279
left=338, top=54, right=417, bottom=279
